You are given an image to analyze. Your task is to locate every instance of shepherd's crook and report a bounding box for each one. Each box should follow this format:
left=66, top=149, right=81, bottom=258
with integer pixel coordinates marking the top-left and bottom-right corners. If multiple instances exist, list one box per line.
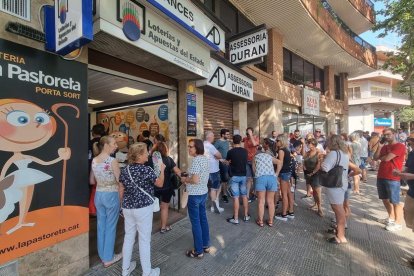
left=52, top=103, right=80, bottom=206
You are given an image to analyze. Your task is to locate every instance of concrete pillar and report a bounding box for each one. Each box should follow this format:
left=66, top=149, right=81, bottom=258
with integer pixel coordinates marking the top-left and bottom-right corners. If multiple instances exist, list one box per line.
left=233, top=101, right=247, bottom=136
left=327, top=113, right=336, bottom=135
left=168, top=90, right=178, bottom=162
left=177, top=81, right=203, bottom=172
left=258, top=100, right=283, bottom=138
left=324, top=66, right=335, bottom=100
left=247, top=103, right=259, bottom=135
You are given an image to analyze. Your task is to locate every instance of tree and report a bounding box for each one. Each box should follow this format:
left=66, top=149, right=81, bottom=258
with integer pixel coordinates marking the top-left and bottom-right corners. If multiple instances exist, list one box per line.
left=373, top=0, right=414, bottom=88
left=397, top=106, right=414, bottom=122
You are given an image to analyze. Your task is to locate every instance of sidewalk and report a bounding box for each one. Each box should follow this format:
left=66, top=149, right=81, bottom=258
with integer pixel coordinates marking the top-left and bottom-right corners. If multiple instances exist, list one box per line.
left=85, top=171, right=414, bottom=276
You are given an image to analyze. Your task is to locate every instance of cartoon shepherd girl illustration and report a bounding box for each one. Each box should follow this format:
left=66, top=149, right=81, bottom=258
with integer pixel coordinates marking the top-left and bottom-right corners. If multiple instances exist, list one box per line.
left=0, top=99, right=72, bottom=235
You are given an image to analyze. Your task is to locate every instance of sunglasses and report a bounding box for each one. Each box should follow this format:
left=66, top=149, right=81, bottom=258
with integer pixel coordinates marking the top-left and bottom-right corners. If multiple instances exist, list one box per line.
left=315, top=130, right=321, bottom=133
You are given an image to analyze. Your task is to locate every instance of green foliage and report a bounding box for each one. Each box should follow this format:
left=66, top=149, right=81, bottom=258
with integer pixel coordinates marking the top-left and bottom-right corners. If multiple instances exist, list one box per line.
left=397, top=107, right=414, bottom=122
left=373, top=0, right=414, bottom=87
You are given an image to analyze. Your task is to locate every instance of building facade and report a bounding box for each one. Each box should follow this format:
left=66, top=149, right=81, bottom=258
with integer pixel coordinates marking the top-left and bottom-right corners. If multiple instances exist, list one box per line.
left=0, top=0, right=376, bottom=274
left=348, top=46, right=410, bottom=134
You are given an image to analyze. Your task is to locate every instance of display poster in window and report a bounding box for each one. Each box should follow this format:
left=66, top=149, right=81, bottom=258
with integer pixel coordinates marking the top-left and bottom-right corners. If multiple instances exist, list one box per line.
left=96, top=103, right=170, bottom=151
left=187, top=93, right=197, bottom=136
left=302, top=88, right=320, bottom=116
left=0, top=39, right=88, bottom=264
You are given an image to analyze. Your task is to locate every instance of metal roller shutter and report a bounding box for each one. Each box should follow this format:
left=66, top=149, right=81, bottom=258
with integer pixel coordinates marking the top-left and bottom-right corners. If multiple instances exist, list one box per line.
left=203, top=94, right=233, bottom=138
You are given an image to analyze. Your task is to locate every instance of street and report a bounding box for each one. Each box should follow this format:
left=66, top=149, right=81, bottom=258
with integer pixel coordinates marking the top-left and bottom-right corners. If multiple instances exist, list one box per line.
left=86, top=171, right=414, bottom=276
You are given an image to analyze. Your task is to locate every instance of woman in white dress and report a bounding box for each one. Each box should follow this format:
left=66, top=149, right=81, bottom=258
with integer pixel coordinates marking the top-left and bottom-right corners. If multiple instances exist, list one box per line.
left=0, top=99, right=71, bottom=235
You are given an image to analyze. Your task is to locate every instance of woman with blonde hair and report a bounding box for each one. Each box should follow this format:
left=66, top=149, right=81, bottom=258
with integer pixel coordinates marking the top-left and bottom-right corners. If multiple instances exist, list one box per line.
left=349, top=132, right=362, bottom=194
left=119, top=142, right=165, bottom=276
left=90, top=136, right=122, bottom=268
left=321, top=135, right=349, bottom=244
left=275, top=134, right=295, bottom=221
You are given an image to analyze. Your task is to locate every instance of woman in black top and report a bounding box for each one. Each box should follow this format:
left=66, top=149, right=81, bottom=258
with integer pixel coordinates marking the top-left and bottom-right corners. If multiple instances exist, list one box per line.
left=275, top=134, right=295, bottom=221
left=149, top=142, right=182, bottom=233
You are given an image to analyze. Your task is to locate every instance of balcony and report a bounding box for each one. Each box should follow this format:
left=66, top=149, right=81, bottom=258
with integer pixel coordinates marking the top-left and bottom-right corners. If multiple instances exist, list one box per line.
left=325, top=0, right=375, bottom=34
left=349, top=90, right=411, bottom=106
left=230, top=0, right=376, bottom=77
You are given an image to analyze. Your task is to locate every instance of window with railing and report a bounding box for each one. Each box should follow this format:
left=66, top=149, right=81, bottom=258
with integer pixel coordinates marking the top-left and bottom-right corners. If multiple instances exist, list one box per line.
left=320, top=0, right=375, bottom=52
left=371, top=86, right=391, bottom=97
left=334, top=75, right=341, bottom=100
left=283, top=48, right=325, bottom=93
left=348, top=87, right=361, bottom=99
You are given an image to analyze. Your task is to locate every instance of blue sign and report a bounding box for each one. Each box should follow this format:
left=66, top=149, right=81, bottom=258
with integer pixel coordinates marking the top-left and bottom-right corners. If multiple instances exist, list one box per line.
left=158, top=105, right=168, bottom=121
left=45, top=0, right=93, bottom=55
left=187, top=93, right=197, bottom=136
left=374, top=118, right=392, bottom=127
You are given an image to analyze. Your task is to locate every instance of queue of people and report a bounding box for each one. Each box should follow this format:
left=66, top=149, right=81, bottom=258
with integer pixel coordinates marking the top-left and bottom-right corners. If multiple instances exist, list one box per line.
left=88, top=123, right=414, bottom=274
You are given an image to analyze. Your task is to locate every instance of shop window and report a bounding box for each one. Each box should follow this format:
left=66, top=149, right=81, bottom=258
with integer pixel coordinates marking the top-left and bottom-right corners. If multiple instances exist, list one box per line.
left=334, top=75, right=341, bottom=100
left=304, top=61, right=314, bottom=88
left=314, top=116, right=328, bottom=135
left=298, top=114, right=314, bottom=134
left=203, top=0, right=215, bottom=12
left=315, top=68, right=324, bottom=92
left=283, top=48, right=292, bottom=81
left=220, top=0, right=238, bottom=38
left=283, top=112, right=298, bottom=134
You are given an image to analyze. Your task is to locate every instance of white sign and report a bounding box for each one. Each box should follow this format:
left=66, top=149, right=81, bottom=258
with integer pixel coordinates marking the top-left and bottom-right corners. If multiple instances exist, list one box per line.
left=147, top=0, right=225, bottom=52
left=302, top=88, right=320, bottom=116
left=98, top=1, right=210, bottom=78
left=229, top=28, right=268, bottom=64
left=55, top=0, right=83, bottom=52
left=196, top=58, right=254, bottom=101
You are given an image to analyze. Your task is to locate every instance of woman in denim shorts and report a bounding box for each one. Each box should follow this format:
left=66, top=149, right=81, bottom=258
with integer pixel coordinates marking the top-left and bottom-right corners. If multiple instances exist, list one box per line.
left=275, top=134, right=295, bottom=222
left=253, top=148, right=281, bottom=227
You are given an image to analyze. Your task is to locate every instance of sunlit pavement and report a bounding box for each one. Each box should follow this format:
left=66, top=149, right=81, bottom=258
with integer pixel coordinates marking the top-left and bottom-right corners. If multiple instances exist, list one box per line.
left=86, top=171, right=414, bottom=276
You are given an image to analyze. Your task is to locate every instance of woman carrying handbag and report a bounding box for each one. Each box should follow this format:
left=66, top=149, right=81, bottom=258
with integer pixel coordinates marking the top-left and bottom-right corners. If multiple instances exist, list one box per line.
left=119, top=143, right=165, bottom=276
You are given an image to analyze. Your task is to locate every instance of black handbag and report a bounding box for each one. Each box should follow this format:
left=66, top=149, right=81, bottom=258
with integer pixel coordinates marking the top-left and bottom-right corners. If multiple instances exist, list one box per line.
left=319, top=151, right=344, bottom=188
left=168, top=157, right=181, bottom=190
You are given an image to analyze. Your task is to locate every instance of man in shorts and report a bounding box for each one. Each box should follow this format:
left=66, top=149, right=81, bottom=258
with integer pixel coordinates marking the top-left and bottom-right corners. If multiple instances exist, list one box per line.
left=374, top=128, right=406, bottom=231
left=242, top=127, right=259, bottom=202
left=214, top=129, right=231, bottom=203
left=204, top=131, right=223, bottom=214
left=226, top=135, right=249, bottom=224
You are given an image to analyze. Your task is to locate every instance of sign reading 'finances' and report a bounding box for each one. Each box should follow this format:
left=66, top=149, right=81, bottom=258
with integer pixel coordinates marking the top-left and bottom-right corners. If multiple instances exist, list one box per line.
left=229, top=27, right=268, bottom=65
left=147, top=0, right=225, bottom=52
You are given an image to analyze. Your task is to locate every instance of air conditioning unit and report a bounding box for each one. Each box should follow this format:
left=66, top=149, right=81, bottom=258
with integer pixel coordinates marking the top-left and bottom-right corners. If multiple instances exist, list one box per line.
left=0, top=0, right=30, bottom=21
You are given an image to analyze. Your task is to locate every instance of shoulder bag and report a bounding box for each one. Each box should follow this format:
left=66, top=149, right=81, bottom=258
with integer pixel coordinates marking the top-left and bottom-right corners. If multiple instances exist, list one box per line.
left=319, top=151, right=344, bottom=188
left=168, top=157, right=182, bottom=190
left=180, top=185, right=189, bottom=209
left=127, top=166, right=160, bottom=212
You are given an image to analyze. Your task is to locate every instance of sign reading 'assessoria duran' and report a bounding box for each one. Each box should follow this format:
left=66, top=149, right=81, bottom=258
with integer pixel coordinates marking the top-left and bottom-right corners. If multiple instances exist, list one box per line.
left=229, top=27, right=268, bottom=65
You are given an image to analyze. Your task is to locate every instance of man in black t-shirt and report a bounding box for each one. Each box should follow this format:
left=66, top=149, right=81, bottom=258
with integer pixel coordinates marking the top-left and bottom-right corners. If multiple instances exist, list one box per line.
left=226, top=135, right=249, bottom=224
left=142, top=130, right=153, bottom=152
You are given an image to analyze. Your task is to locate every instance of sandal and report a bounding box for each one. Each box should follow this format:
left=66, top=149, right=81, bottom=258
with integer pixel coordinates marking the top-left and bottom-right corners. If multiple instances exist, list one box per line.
left=256, top=219, right=264, bottom=227
left=185, top=249, right=204, bottom=259
left=317, top=210, right=324, bottom=217
left=160, top=226, right=173, bottom=234
left=203, top=247, right=211, bottom=253
left=327, top=228, right=337, bottom=234
left=266, top=220, right=273, bottom=227
left=327, top=237, right=347, bottom=245
left=103, top=253, right=122, bottom=268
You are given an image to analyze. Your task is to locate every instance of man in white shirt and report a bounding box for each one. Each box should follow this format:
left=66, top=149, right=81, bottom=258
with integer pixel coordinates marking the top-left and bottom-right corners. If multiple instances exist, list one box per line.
left=204, top=131, right=223, bottom=214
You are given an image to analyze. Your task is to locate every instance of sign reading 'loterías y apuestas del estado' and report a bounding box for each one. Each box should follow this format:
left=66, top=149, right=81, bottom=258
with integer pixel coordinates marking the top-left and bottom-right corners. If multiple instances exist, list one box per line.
left=0, top=39, right=88, bottom=265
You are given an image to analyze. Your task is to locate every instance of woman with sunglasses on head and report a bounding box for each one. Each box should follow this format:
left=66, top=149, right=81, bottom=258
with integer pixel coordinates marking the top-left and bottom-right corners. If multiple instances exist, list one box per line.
left=181, top=139, right=211, bottom=258
left=303, top=138, right=323, bottom=217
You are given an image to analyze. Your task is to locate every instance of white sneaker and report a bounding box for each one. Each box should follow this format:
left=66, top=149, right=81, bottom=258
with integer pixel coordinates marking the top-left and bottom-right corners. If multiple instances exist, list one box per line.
left=149, top=267, right=161, bottom=276
left=385, top=223, right=402, bottom=232
left=378, top=217, right=395, bottom=226
left=275, top=215, right=288, bottom=222
left=122, top=261, right=136, bottom=276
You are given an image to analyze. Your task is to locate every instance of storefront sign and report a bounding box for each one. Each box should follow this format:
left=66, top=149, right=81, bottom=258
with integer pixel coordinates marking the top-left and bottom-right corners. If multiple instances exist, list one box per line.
left=187, top=93, right=197, bottom=136
left=196, top=58, right=254, bottom=101
left=229, top=26, right=268, bottom=65
left=45, top=0, right=93, bottom=55
left=374, top=118, right=392, bottom=127
left=146, top=0, right=225, bottom=52
left=0, top=39, right=88, bottom=264
left=98, top=1, right=210, bottom=78
left=302, top=88, right=320, bottom=116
